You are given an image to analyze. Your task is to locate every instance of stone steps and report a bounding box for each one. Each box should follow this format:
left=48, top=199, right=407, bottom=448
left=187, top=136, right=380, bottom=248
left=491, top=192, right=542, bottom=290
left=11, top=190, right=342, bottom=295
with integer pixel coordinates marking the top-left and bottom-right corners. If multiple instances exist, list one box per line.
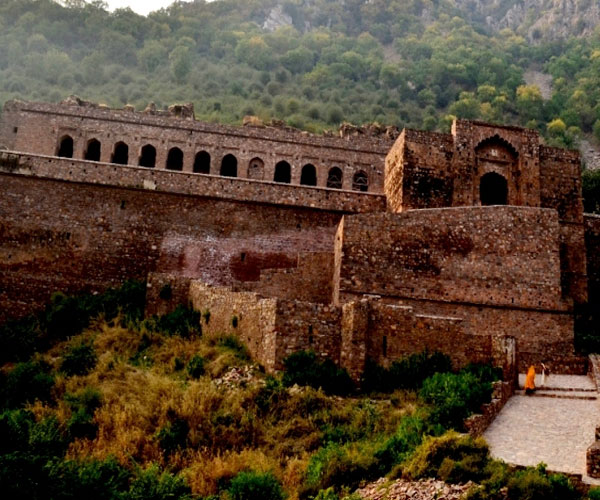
left=515, top=389, right=597, bottom=400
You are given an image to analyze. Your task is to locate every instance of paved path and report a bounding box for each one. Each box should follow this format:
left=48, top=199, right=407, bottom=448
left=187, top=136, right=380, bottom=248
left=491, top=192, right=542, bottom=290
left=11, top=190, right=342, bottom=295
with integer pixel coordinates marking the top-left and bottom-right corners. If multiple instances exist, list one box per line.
left=483, top=375, right=599, bottom=479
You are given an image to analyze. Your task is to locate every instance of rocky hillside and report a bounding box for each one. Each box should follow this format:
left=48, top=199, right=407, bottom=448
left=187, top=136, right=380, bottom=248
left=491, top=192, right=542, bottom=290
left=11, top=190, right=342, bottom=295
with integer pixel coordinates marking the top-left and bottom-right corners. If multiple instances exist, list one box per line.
left=451, top=0, right=600, bottom=41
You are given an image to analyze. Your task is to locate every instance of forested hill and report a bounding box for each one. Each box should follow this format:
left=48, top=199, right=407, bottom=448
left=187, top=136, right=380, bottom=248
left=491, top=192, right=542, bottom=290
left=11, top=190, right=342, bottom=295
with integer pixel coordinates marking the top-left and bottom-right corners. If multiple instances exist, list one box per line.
left=1, top=0, right=600, bottom=152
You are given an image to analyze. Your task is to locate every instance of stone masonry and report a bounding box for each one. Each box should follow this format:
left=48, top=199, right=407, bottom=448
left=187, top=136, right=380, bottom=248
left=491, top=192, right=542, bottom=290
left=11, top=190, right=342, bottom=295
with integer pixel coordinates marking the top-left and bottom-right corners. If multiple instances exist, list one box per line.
left=0, top=97, right=598, bottom=379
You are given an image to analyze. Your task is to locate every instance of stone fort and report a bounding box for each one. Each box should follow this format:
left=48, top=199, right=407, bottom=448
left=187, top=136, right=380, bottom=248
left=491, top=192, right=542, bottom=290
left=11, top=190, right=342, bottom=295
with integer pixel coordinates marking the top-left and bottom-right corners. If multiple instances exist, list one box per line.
left=1, top=97, right=599, bottom=379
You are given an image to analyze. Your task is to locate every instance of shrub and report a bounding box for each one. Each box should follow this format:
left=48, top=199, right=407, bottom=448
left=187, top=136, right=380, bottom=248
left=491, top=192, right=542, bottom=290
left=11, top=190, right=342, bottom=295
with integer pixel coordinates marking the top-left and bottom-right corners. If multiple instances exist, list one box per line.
left=187, top=355, right=206, bottom=378
left=282, top=351, right=354, bottom=396
left=255, top=376, right=285, bottom=413
left=506, top=464, right=579, bottom=500
left=420, top=371, right=492, bottom=429
left=157, top=418, right=189, bottom=455
left=362, top=351, right=453, bottom=393
left=403, top=431, right=490, bottom=483
left=65, top=387, right=102, bottom=439
left=60, top=341, right=97, bottom=376
left=374, top=411, right=443, bottom=473
left=0, top=315, right=42, bottom=363
left=1, top=361, right=54, bottom=409
left=589, top=487, right=600, bottom=500
left=303, top=441, right=379, bottom=496
left=228, top=470, right=285, bottom=500
left=217, top=334, right=249, bottom=360
left=128, top=465, right=193, bottom=500
left=152, top=306, right=201, bottom=337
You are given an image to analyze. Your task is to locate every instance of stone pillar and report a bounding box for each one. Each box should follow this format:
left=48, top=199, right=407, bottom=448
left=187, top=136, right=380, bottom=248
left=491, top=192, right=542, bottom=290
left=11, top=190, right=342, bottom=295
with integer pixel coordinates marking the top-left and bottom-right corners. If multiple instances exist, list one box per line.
left=587, top=434, right=600, bottom=478
left=340, top=300, right=369, bottom=382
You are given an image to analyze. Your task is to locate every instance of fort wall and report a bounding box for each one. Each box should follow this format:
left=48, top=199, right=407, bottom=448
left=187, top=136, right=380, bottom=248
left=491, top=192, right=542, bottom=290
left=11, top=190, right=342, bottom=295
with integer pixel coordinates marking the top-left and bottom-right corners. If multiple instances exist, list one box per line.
left=1, top=100, right=390, bottom=193
left=0, top=151, right=382, bottom=322
left=585, top=214, right=600, bottom=304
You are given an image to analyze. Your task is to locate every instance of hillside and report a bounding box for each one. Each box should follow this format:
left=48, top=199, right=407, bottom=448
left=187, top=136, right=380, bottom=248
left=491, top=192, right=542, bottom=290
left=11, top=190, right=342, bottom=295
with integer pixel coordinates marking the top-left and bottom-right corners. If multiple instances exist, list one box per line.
left=0, top=284, right=592, bottom=499
left=0, top=0, right=599, bottom=154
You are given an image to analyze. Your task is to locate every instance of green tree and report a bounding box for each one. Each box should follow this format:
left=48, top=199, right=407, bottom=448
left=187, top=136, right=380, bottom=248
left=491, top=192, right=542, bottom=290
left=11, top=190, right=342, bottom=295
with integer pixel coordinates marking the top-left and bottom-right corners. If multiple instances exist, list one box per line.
left=169, top=46, right=191, bottom=83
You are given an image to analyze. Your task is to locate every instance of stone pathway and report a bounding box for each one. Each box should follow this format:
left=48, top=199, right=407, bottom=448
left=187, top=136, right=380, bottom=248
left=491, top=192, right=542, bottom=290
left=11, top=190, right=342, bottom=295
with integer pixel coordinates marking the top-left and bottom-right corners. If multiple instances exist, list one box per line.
left=484, top=374, right=599, bottom=480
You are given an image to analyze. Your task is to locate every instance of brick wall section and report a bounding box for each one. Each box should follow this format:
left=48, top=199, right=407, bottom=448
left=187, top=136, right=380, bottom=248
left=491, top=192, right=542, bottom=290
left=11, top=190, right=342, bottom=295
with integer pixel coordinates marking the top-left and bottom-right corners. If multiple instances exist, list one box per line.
left=1, top=100, right=390, bottom=192
left=464, top=380, right=514, bottom=437
left=0, top=166, right=355, bottom=322
left=234, top=252, right=334, bottom=304
left=384, top=129, right=454, bottom=212
left=0, top=152, right=386, bottom=214
left=337, top=206, right=566, bottom=311
left=585, top=214, right=600, bottom=304
left=188, top=281, right=279, bottom=371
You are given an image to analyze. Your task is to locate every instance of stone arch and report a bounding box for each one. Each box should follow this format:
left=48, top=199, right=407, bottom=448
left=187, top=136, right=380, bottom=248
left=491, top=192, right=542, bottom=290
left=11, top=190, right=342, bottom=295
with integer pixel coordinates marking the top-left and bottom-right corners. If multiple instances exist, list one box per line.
left=194, top=151, right=210, bottom=174
left=57, top=135, right=73, bottom=158
left=352, top=170, right=369, bottom=192
left=248, top=157, right=264, bottom=180
left=300, top=164, right=317, bottom=186
left=84, top=138, right=101, bottom=161
left=274, top=160, right=291, bottom=183
left=112, top=142, right=129, bottom=165
left=166, top=147, right=184, bottom=171
left=475, top=134, right=519, bottom=160
left=220, top=153, right=237, bottom=177
left=327, top=167, right=343, bottom=189
left=139, top=144, right=156, bottom=168
left=480, top=172, right=508, bottom=205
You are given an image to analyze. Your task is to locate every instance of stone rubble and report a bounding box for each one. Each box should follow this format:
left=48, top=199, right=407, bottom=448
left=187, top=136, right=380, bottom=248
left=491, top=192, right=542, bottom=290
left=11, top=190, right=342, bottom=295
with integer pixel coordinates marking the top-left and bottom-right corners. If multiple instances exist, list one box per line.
left=355, top=477, right=474, bottom=500
left=212, top=365, right=260, bottom=389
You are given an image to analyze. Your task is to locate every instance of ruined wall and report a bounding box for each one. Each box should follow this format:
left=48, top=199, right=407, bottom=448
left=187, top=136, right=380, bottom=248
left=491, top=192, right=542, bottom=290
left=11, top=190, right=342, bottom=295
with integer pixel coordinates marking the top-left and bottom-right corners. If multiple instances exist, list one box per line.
left=337, top=206, right=565, bottom=310
left=336, top=206, right=575, bottom=370
left=585, top=214, right=600, bottom=304
left=451, top=120, right=542, bottom=207
left=540, top=145, right=587, bottom=304
left=384, top=129, right=454, bottom=212
left=1, top=100, right=389, bottom=193
left=188, top=282, right=278, bottom=370
left=0, top=154, right=375, bottom=322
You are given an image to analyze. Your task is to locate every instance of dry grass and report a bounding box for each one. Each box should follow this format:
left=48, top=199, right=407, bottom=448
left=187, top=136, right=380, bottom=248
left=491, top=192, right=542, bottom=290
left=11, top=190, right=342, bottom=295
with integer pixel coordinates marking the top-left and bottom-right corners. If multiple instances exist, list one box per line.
left=22, top=320, right=416, bottom=497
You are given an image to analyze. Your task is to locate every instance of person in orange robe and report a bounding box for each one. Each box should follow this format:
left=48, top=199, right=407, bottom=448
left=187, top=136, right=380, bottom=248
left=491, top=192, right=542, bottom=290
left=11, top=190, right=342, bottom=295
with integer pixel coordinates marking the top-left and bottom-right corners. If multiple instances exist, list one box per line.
left=524, top=365, right=536, bottom=394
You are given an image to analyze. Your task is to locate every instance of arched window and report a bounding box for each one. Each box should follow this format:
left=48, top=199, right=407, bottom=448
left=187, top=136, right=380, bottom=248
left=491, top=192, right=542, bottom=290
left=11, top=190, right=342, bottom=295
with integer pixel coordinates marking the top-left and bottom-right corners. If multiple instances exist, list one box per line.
left=220, top=154, right=237, bottom=177
left=352, top=170, right=369, bottom=192
left=84, top=139, right=101, bottom=161
left=327, top=167, right=343, bottom=189
left=248, top=157, right=264, bottom=180
left=166, top=147, right=184, bottom=171
left=480, top=172, right=508, bottom=206
left=57, top=135, right=73, bottom=158
left=112, top=142, right=129, bottom=165
left=274, top=161, right=291, bottom=183
left=194, top=151, right=210, bottom=174
left=300, top=164, right=317, bottom=186
left=139, top=145, right=156, bottom=168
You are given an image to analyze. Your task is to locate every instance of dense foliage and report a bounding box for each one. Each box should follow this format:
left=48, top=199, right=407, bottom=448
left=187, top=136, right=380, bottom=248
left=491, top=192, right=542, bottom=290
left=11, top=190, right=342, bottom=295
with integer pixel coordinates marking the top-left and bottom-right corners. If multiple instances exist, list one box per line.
left=0, top=0, right=598, bottom=150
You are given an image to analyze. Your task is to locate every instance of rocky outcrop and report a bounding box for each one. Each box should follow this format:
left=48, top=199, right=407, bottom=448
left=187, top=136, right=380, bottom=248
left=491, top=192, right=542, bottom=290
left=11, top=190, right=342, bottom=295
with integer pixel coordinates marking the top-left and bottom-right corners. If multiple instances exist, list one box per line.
left=451, top=0, right=600, bottom=42
left=262, top=5, right=293, bottom=32
left=356, top=477, right=475, bottom=500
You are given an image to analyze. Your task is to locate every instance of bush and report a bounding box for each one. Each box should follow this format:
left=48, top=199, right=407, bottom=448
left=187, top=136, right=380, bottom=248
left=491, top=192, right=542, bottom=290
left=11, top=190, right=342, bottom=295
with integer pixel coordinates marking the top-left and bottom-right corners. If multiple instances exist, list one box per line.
left=152, top=306, right=201, bottom=337
left=506, top=464, right=579, bottom=500
left=420, top=371, right=492, bottom=429
left=128, top=466, right=192, bottom=500
left=282, top=351, right=354, bottom=396
left=60, top=341, right=97, bottom=376
left=0, top=315, right=42, bottom=364
left=65, top=387, right=102, bottom=439
left=303, top=441, right=379, bottom=496
left=403, top=431, right=490, bottom=483
left=1, top=361, right=54, bottom=409
left=589, top=487, right=600, bottom=500
left=186, top=355, right=206, bottom=379
left=362, top=351, right=453, bottom=393
left=374, top=411, right=443, bottom=473
left=157, top=418, right=189, bottom=455
left=216, top=333, right=250, bottom=360
left=228, top=470, right=285, bottom=500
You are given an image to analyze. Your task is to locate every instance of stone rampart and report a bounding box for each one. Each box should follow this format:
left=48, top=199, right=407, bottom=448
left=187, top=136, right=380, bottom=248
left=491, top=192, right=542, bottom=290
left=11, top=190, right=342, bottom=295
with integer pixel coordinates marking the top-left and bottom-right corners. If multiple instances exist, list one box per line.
left=1, top=99, right=389, bottom=193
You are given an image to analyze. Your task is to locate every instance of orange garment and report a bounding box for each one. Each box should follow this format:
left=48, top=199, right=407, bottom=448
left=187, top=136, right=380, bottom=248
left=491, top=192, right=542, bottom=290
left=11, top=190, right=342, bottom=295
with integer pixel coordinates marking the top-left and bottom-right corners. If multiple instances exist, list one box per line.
left=524, top=365, right=536, bottom=392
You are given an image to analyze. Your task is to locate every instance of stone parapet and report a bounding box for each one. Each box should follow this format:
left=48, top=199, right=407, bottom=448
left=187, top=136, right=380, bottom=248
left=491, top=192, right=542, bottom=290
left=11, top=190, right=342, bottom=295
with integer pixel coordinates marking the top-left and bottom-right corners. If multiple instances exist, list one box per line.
left=0, top=152, right=386, bottom=214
